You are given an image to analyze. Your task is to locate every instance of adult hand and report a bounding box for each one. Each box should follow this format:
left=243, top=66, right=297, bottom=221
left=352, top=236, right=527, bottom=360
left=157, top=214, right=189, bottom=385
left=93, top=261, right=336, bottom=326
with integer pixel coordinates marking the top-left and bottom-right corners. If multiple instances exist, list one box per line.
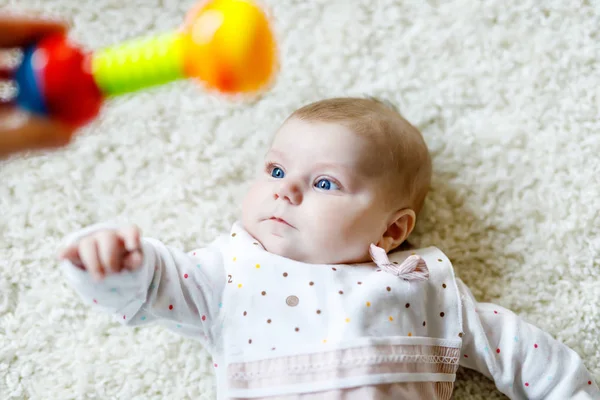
left=0, top=14, right=75, bottom=159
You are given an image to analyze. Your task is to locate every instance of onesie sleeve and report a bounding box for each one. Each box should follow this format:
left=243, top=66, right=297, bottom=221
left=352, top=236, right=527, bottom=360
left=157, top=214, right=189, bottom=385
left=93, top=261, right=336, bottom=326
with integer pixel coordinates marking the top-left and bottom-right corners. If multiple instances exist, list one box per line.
left=59, top=223, right=226, bottom=353
left=456, top=278, right=599, bottom=400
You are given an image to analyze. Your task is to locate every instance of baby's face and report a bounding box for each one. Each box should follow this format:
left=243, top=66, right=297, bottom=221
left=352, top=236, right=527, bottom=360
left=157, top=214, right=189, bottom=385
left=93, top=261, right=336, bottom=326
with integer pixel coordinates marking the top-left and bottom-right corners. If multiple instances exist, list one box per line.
left=242, top=118, right=393, bottom=264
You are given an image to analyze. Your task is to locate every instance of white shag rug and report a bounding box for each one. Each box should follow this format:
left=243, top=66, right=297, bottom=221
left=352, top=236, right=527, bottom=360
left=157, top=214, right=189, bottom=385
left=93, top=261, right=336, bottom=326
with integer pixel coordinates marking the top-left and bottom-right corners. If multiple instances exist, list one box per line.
left=1, top=0, right=599, bottom=398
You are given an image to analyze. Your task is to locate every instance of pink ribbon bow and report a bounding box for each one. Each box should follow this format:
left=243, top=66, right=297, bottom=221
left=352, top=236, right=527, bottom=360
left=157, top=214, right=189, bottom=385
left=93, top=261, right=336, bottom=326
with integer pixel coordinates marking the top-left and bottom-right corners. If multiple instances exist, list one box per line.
left=369, top=244, right=429, bottom=281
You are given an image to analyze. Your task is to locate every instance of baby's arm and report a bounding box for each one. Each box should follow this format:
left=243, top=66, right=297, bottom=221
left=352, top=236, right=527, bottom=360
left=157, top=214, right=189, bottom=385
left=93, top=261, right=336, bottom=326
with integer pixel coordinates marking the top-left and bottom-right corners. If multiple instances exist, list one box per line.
left=457, top=279, right=599, bottom=400
left=58, top=223, right=226, bottom=352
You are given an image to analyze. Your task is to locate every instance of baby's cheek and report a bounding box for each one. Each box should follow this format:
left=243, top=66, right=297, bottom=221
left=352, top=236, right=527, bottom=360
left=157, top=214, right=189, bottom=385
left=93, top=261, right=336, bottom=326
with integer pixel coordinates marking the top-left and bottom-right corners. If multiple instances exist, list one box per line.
left=311, top=202, right=344, bottom=226
left=241, top=183, right=264, bottom=220
left=328, top=206, right=378, bottom=242
left=312, top=203, right=358, bottom=241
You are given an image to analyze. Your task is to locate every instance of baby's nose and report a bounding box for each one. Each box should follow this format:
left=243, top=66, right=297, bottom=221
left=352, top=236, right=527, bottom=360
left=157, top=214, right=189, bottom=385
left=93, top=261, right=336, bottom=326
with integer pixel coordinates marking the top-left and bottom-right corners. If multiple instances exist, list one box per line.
left=274, top=181, right=302, bottom=204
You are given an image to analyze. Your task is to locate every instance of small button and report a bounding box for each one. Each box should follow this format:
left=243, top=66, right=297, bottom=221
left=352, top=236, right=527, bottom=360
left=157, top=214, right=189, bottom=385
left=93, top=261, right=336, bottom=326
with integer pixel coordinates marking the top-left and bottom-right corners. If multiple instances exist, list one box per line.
left=286, top=295, right=299, bottom=307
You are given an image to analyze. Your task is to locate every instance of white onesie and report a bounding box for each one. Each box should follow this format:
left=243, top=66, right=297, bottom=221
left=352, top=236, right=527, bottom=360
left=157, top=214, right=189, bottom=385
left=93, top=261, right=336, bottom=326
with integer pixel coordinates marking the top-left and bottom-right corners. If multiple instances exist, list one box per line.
left=60, top=221, right=599, bottom=400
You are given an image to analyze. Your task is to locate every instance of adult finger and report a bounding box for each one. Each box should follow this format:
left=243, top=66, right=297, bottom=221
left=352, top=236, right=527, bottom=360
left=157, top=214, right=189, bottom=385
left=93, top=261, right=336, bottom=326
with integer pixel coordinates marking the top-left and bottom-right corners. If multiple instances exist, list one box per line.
left=0, top=67, right=14, bottom=80
left=0, top=101, right=15, bottom=113
left=0, top=15, right=68, bottom=48
left=0, top=109, right=75, bottom=159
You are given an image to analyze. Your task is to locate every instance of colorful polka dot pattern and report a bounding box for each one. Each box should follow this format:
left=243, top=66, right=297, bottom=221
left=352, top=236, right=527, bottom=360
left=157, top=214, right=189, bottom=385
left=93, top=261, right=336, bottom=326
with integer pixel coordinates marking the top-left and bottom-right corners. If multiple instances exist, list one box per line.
left=219, top=245, right=467, bottom=368
left=83, top=225, right=597, bottom=396
left=86, top=250, right=222, bottom=346
left=458, top=309, right=597, bottom=392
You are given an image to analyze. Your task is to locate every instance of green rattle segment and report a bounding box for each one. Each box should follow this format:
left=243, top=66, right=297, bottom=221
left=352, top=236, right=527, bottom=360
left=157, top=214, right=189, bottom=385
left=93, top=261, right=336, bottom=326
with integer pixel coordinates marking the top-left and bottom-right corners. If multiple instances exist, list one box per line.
left=92, top=32, right=186, bottom=96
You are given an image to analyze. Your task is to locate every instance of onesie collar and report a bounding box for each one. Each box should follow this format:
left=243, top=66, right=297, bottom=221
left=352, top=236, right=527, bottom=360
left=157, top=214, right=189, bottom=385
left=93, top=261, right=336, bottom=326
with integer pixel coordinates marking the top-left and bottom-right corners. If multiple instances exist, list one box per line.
left=229, top=221, right=429, bottom=281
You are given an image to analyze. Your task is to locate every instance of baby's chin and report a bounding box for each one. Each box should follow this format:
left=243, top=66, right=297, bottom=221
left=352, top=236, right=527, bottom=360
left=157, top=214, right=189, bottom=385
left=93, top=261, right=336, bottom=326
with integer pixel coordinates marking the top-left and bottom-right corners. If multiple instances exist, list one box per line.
left=242, top=219, right=301, bottom=259
left=256, top=233, right=308, bottom=262
left=243, top=220, right=371, bottom=265
left=257, top=235, right=365, bottom=265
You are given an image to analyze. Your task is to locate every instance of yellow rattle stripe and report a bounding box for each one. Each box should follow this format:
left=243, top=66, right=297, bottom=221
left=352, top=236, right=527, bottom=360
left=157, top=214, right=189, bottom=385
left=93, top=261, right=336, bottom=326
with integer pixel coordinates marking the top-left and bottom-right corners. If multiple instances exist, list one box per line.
left=91, top=32, right=186, bottom=96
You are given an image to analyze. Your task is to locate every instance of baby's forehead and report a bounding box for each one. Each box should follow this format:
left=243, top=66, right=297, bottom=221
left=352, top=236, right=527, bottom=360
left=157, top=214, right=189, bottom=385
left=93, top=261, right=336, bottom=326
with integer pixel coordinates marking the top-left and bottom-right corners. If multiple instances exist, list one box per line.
left=270, top=120, right=375, bottom=158
left=282, top=117, right=394, bottom=157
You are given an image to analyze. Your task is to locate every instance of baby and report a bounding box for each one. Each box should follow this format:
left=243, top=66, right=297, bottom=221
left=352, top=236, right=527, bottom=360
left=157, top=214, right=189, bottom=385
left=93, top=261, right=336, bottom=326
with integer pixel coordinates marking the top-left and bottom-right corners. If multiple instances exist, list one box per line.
left=59, top=97, right=598, bottom=400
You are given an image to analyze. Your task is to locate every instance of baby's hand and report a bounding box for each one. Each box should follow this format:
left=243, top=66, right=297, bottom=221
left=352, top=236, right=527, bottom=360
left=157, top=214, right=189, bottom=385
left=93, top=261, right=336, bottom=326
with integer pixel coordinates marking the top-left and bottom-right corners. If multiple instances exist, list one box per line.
left=58, top=225, right=143, bottom=281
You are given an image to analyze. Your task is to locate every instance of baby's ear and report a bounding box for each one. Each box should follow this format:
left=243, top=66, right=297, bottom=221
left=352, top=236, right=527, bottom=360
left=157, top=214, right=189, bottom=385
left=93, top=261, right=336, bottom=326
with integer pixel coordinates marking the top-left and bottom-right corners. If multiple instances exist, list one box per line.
left=377, top=209, right=416, bottom=252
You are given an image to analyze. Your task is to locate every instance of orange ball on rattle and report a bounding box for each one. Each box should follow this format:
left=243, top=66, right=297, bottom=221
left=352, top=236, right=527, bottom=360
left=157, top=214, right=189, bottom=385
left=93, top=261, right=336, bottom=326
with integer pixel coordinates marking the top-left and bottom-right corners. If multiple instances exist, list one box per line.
left=183, top=0, right=278, bottom=94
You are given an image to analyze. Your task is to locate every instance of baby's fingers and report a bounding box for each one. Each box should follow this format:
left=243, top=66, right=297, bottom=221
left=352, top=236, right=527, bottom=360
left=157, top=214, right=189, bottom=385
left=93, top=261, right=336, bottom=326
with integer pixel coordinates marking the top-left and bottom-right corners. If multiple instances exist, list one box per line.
left=79, top=236, right=104, bottom=281
left=119, top=225, right=141, bottom=252
left=57, top=244, right=83, bottom=268
left=123, top=250, right=143, bottom=271
left=117, top=225, right=143, bottom=271
left=96, top=230, right=123, bottom=274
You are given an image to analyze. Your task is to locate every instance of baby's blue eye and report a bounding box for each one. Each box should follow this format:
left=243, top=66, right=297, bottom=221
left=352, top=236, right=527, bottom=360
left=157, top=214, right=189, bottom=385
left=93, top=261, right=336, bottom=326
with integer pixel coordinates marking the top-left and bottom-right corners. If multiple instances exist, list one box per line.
left=315, top=179, right=339, bottom=190
left=271, top=167, right=285, bottom=179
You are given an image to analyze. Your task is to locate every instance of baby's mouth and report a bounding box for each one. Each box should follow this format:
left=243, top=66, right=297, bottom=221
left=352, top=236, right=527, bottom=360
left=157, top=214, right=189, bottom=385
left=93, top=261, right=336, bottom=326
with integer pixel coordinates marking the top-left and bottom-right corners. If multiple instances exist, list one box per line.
left=269, top=216, right=294, bottom=228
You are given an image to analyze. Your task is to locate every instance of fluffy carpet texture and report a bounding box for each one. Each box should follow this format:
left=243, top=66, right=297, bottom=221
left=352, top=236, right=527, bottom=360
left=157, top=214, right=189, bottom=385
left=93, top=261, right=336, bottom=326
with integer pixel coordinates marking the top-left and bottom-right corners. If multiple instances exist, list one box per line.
left=1, top=0, right=599, bottom=398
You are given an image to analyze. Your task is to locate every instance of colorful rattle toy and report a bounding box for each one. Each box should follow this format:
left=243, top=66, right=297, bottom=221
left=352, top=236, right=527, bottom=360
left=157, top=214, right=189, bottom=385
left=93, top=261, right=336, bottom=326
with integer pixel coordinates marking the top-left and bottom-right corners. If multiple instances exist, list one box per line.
left=14, top=0, right=278, bottom=128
